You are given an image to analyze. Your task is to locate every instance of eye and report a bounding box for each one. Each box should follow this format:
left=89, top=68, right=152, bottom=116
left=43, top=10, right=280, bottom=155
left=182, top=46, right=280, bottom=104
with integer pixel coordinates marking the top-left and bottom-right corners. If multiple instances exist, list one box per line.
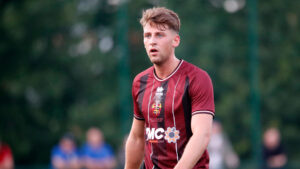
left=157, top=33, right=163, bottom=37
left=144, top=34, right=151, bottom=38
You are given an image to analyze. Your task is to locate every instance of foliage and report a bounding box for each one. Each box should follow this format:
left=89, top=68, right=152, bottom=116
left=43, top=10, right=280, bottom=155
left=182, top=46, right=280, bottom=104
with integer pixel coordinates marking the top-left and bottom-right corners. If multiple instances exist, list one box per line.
left=0, top=0, right=299, bottom=165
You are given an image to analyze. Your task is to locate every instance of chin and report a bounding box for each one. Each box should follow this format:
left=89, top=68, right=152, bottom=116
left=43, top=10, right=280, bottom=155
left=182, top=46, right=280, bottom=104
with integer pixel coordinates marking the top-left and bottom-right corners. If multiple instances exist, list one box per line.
left=150, top=58, right=162, bottom=65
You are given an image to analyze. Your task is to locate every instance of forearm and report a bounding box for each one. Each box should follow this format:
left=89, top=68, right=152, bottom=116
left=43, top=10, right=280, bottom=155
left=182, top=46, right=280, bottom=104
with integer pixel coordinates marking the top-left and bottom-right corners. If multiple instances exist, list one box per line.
left=124, top=135, right=144, bottom=169
left=174, top=114, right=213, bottom=169
left=174, top=131, right=210, bottom=169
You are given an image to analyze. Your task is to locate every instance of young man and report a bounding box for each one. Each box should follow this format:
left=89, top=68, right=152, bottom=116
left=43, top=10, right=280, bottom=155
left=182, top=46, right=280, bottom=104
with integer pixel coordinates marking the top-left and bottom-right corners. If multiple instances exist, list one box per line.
left=125, top=7, right=215, bottom=169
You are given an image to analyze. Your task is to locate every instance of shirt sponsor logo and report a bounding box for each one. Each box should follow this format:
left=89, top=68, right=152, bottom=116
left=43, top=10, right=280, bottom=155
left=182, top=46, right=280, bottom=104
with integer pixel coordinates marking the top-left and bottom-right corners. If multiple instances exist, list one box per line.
left=146, top=127, right=180, bottom=143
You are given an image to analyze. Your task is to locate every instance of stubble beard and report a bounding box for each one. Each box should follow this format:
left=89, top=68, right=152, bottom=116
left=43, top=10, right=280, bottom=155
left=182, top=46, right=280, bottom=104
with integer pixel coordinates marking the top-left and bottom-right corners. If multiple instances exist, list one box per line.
left=149, top=55, right=165, bottom=66
left=148, top=50, right=172, bottom=66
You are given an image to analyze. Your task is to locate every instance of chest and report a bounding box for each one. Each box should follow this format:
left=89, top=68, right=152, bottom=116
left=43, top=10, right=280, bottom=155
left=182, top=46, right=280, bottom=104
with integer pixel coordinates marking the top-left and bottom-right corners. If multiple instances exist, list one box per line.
left=137, top=76, right=189, bottom=124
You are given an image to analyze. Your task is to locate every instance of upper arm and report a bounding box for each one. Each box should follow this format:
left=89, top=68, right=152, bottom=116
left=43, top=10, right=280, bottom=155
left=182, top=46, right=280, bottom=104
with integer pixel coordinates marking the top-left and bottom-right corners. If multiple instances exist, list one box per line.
left=191, top=114, right=213, bottom=135
left=129, top=118, right=145, bottom=139
left=189, top=70, right=215, bottom=116
left=132, top=78, right=145, bottom=120
left=130, top=75, right=146, bottom=141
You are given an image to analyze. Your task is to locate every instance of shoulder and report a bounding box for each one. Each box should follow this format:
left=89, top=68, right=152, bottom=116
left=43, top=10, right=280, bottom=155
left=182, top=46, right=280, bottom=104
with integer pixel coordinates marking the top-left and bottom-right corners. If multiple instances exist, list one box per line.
left=182, top=61, right=212, bottom=82
left=133, top=66, right=153, bottom=84
left=132, top=67, right=153, bottom=93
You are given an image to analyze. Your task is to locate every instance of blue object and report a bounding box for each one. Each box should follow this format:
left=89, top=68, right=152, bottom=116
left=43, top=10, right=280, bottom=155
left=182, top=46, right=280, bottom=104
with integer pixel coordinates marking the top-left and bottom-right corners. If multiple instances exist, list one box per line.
left=51, top=145, right=80, bottom=169
left=81, top=143, right=114, bottom=160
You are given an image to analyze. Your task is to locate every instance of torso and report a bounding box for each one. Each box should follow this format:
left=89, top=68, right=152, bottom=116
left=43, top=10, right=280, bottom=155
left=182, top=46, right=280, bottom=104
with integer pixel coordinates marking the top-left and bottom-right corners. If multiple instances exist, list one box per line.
left=132, top=60, right=215, bottom=169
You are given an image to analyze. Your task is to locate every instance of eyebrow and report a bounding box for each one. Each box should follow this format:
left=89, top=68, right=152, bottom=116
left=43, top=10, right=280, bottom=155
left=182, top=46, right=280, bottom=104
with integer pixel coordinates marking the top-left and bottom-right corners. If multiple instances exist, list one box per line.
left=144, top=30, right=166, bottom=34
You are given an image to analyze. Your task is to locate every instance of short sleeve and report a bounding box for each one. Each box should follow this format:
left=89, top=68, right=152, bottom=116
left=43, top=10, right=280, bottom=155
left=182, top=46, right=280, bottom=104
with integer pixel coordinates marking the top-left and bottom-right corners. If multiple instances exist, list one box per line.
left=132, top=78, right=145, bottom=120
left=189, top=70, right=215, bottom=116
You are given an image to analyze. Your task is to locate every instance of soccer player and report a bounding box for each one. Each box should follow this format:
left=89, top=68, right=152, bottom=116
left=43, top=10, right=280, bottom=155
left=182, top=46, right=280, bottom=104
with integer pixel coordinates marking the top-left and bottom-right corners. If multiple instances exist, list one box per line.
left=125, top=7, right=215, bottom=169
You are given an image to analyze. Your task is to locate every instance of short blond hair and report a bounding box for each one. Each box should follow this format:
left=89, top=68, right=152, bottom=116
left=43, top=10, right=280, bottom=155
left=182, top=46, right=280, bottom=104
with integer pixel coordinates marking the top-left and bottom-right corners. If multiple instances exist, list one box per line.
left=140, top=7, right=180, bottom=33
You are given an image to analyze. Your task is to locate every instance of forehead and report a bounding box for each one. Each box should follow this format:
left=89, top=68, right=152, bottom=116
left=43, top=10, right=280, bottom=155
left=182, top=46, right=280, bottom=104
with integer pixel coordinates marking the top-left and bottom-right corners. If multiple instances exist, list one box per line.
left=143, top=22, right=171, bottom=33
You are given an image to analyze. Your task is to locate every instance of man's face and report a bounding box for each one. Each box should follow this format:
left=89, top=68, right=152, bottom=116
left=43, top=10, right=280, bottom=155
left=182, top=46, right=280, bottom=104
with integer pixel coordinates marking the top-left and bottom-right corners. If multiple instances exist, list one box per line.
left=143, top=23, right=180, bottom=65
left=87, top=129, right=103, bottom=147
left=60, top=138, right=75, bottom=153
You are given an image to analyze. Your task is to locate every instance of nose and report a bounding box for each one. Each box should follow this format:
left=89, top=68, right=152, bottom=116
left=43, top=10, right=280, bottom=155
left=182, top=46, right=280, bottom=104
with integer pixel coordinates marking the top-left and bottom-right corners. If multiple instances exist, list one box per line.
left=149, top=36, right=157, bottom=46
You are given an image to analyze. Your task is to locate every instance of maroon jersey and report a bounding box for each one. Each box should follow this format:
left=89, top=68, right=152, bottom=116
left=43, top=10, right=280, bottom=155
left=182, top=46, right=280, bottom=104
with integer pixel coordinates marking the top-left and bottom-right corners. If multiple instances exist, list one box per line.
left=132, top=60, right=215, bottom=169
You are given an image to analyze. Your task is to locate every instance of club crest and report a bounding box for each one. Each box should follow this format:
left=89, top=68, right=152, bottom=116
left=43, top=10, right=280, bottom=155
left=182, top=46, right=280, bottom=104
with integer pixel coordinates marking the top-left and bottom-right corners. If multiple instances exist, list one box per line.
left=152, top=87, right=164, bottom=116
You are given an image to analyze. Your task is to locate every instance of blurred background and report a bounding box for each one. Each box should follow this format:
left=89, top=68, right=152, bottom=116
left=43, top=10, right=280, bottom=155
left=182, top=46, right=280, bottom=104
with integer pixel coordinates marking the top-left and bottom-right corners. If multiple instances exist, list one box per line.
left=0, top=0, right=299, bottom=168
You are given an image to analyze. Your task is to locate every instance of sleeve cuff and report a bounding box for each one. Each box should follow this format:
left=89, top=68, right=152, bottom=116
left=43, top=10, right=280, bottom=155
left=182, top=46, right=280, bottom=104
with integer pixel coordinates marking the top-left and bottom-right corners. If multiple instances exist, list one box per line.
left=134, top=115, right=145, bottom=120
left=192, top=110, right=215, bottom=116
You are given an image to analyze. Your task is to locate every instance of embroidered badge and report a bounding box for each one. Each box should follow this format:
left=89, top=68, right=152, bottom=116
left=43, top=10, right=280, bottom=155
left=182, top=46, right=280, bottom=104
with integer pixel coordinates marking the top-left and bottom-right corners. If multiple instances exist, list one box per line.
left=152, top=87, right=164, bottom=116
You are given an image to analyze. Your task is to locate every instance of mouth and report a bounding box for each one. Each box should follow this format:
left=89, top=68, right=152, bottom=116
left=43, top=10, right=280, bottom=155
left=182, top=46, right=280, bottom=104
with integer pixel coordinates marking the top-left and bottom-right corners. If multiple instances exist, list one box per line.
left=149, top=48, right=158, bottom=55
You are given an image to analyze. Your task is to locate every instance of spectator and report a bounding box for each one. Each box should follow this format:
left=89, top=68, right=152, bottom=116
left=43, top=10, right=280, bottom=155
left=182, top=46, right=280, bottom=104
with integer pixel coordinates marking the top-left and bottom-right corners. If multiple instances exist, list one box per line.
left=81, top=127, right=116, bottom=169
left=51, top=133, right=81, bottom=169
left=0, top=140, right=14, bottom=169
left=262, top=127, right=287, bottom=169
left=207, top=120, right=239, bottom=169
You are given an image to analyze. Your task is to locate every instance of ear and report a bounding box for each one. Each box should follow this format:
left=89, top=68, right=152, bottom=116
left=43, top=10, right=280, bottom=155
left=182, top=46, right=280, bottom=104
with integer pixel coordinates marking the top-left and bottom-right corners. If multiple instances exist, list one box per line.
left=172, top=34, right=180, bottom=47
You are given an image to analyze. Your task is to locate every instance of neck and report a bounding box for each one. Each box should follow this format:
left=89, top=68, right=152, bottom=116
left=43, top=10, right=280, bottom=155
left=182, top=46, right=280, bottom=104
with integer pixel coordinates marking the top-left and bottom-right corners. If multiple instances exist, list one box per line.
left=154, top=56, right=180, bottom=79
